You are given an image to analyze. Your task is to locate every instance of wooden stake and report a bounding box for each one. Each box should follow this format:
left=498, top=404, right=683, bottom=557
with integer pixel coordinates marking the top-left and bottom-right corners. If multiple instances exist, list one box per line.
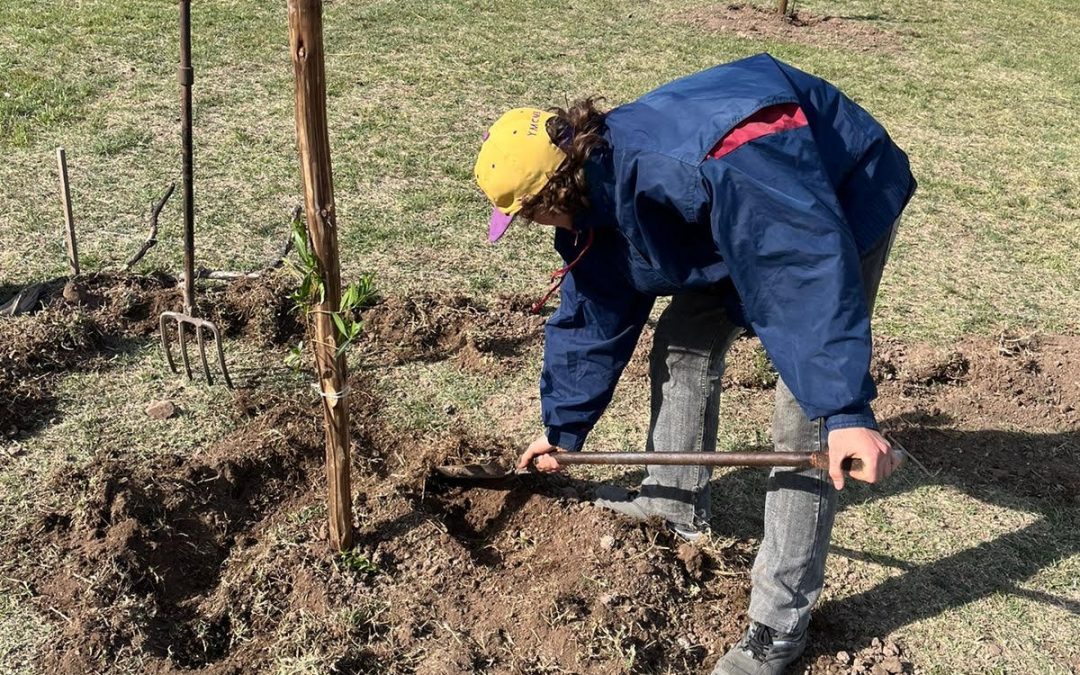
left=777, top=0, right=789, bottom=16
left=287, top=0, right=354, bottom=552
left=56, top=147, right=80, bottom=276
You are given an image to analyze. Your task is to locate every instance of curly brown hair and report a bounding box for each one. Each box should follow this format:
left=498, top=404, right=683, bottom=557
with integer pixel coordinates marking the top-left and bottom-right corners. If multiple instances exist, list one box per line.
left=518, top=97, right=608, bottom=220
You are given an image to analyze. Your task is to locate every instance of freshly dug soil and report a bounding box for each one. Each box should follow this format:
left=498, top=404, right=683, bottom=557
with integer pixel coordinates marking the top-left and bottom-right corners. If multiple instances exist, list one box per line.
left=872, top=333, right=1080, bottom=501
left=13, top=376, right=756, bottom=674
left=676, top=3, right=907, bottom=54
left=4, top=281, right=1077, bottom=673
left=360, top=291, right=544, bottom=375
left=0, top=271, right=301, bottom=438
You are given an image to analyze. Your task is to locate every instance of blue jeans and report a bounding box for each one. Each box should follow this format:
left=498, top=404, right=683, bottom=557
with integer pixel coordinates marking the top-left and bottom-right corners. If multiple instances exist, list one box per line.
left=639, top=220, right=898, bottom=634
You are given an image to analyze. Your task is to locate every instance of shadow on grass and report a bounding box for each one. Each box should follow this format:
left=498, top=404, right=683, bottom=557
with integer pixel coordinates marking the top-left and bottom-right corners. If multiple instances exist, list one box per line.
left=698, top=423, right=1079, bottom=657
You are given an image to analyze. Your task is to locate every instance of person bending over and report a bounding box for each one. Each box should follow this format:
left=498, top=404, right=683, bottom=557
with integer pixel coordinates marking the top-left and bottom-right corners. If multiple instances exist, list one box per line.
left=474, top=53, right=915, bottom=674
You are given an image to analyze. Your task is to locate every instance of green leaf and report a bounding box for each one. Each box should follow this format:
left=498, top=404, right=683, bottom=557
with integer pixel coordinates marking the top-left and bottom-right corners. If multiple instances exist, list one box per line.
left=341, top=284, right=358, bottom=312
left=284, top=340, right=305, bottom=370
left=332, top=312, right=348, bottom=338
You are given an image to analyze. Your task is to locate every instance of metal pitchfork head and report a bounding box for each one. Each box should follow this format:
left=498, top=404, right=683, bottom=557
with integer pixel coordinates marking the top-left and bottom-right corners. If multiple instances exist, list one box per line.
left=159, top=310, right=233, bottom=388
left=158, top=0, right=232, bottom=389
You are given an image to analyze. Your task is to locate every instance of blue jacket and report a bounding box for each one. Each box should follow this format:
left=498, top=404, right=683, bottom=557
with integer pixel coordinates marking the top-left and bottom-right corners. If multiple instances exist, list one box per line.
left=540, top=54, right=916, bottom=452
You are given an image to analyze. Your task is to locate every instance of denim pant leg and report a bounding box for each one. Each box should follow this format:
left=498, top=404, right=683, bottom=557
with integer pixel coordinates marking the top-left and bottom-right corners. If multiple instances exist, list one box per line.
left=638, top=291, right=744, bottom=528
left=748, top=220, right=899, bottom=634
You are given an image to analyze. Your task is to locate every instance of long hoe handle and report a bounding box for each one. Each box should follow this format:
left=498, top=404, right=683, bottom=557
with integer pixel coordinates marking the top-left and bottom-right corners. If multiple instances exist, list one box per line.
left=552, top=449, right=909, bottom=473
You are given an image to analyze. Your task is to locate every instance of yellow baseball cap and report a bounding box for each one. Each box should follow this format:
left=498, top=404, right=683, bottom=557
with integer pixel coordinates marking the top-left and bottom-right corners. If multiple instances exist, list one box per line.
left=475, top=108, right=566, bottom=242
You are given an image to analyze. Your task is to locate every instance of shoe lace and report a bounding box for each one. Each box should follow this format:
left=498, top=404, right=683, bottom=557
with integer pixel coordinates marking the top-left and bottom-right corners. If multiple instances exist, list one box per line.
left=742, top=622, right=774, bottom=661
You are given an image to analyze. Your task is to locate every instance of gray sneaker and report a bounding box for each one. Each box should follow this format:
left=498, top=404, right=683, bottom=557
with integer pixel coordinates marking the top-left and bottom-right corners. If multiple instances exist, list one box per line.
left=669, top=521, right=709, bottom=542
left=592, top=485, right=709, bottom=542
left=711, top=622, right=808, bottom=675
left=592, top=484, right=651, bottom=519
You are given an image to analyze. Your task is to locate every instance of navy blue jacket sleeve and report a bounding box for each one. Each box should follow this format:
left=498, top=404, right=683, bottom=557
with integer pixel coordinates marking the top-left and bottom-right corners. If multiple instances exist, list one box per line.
left=541, top=230, right=655, bottom=451
left=700, top=127, right=879, bottom=431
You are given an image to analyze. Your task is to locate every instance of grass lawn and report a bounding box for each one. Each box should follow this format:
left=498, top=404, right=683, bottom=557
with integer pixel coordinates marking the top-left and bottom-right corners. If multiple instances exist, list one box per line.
left=1, top=0, right=1078, bottom=673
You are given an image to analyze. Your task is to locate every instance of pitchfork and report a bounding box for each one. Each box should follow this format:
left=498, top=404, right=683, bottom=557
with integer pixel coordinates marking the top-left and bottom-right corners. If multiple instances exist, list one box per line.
left=159, top=0, right=233, bottom=389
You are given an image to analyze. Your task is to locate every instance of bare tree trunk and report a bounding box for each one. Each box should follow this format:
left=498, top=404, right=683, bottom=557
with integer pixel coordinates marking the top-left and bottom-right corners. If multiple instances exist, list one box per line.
left=778, top=0, right=789, bottom=16
left=287, top=0, right=353, bottom=552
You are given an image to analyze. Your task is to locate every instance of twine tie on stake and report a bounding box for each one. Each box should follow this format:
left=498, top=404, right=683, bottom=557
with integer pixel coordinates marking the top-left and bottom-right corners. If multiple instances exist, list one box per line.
left=312, top=383, right=349, bottom=402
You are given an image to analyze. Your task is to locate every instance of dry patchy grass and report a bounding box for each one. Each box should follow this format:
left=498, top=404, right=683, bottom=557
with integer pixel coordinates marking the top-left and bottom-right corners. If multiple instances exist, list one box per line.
left=2, top=0, right=1078, bottom=673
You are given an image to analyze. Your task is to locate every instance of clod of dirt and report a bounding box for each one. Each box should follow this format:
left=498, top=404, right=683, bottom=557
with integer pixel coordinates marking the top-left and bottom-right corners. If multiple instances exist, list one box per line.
left=62, top=279, right=104, bottom=307
left=675, top=3, right=906, bottom=53
left=677, top=542, right=706, bottom=580
left=211, top=273, right=305, bottom=346
left=872, top=340, right=970, bottom=388
left=145, top=400, right=177, bottom=420
left=807, top=636, right=912, bottom=674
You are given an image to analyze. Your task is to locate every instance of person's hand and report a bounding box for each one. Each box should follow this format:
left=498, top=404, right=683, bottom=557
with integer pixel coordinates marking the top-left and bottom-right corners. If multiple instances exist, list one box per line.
left=517, top=433, right=565, bottom=473
left=827, top=427, right=897, bottom=490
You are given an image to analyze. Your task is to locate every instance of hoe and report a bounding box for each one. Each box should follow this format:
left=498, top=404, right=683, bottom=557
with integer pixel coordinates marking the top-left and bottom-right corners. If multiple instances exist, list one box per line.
left=437, top=443, right=909, bottom=483
left=159, top=0, right=233, bottom=389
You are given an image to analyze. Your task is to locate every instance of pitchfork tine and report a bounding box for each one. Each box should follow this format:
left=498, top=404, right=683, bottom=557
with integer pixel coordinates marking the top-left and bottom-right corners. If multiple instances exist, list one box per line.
left=159, top=314, right=178, bottom=374
left=177, top=320, right=193, bottom=380
left=195, top=323, right=213, bottom=385
left=208, top=323, right=234, bottom=388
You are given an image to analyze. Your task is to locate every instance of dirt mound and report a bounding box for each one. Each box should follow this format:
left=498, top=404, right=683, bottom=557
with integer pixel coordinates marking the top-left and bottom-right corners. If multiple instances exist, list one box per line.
left=22, top=395, right=321, bottom=673
left=10, top=376, right=757, bottom=674
left=209, top=274, right=305, bottom=346
left=873, top=334, right=1080, bottom=502
left=676, top=3, right=906, bottom=53
left=5, top=282, right=1077, bottom=673
left=361, top=292, right=544, bottom=375
left=0, top=272, right=302, bottom=438
left=346, top=480, right=751, bottom=673
left=0, top=270, right=302, bottom=345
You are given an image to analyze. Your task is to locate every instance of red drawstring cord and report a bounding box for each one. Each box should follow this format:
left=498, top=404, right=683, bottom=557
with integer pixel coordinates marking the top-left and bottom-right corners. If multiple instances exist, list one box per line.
left=530, top=229, right=596, bottom=315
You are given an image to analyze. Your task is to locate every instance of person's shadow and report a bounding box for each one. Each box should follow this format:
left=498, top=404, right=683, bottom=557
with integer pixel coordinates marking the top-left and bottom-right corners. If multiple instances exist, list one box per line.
left=705, top=412, right=1080, bottom=661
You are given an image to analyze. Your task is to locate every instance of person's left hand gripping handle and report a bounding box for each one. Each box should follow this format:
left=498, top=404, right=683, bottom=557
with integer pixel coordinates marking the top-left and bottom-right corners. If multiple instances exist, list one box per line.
left=517, top=433, right=566, bottom=473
